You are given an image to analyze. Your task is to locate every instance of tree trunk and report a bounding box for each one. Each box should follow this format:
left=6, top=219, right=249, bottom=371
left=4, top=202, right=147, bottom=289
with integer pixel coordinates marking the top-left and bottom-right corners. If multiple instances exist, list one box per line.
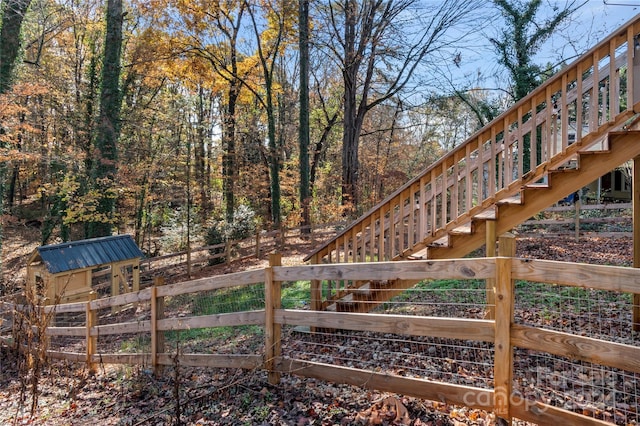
left=299, top=0, right=311, bottom=233
left=89, top=0, right=123, bottom=238
left=341, top=0, right=361, bottom=215
left=266, top=77, right=281, bottom=227
left=0, top=0, right=32, bottom=286
left=0, top=0, right=32, bottom=94
left=222, top=79, right=238, bottom=223
left=195, top=85, right=210, bottom=214
left=309, top=111, right=338, bottom=194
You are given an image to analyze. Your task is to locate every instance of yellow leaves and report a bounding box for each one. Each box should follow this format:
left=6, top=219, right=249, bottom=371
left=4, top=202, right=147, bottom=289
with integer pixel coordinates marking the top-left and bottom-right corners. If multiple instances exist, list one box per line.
left=0, top=82, right=48, bottom=116
left=39, top=174, right=120, bottom=226
left=256, top=0, right=298, bottom=46
left=126, top=26, right=177, bottom=87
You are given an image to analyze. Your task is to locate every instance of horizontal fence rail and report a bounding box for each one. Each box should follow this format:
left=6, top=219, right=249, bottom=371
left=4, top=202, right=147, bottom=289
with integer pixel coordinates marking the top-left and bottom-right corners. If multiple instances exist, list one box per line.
left=3, top=252, right=640, bottom=425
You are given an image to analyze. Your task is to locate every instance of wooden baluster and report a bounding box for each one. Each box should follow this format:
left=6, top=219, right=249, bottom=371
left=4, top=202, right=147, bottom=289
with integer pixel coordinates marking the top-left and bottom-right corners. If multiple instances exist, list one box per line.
left=561, top=73, right=568, bottom=153
left=576, top=61, right=583, bottom=144
left=591, top=49, right=600, bottom=130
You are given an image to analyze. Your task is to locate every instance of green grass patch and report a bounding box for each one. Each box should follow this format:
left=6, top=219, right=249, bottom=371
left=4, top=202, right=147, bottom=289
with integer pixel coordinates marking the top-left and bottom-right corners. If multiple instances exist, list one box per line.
left=398, top=278, right=486, bottom=304
left=190, top=284, right=265, bottom=316
left=166, top=324, right=263, bottom=344
left=281, top=280, right=311, bottom=309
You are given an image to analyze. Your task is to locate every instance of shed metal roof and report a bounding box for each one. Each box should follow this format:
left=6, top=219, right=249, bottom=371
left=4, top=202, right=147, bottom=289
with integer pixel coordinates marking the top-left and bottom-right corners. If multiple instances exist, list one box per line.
left=35, top=235, right=144, bottom=274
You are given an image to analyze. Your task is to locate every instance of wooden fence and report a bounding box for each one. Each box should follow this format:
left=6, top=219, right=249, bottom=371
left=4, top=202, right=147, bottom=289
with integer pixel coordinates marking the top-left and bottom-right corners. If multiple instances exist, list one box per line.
left=519, top=202, right=632, bottom=238
left=3, top=247, right=640, bottom=425
left=138, top=224, right=340, bottom=280
left=136, top=202, right=632, bottom=283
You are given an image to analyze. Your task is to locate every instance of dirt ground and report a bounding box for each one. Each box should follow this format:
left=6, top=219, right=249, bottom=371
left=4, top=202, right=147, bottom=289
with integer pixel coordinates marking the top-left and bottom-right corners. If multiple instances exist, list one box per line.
left=0, top=221, right=634, bottom=425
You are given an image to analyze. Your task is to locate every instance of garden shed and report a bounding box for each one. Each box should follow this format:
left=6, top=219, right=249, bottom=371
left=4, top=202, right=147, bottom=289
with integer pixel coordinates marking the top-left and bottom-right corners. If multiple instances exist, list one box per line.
left=27, top=235, right=144, bottom=304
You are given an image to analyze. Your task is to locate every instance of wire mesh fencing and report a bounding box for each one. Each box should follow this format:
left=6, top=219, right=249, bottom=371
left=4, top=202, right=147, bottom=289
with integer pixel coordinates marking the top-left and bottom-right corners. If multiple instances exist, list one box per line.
left=512, top=278, right=640, bottom=424
left=514, top=280, right=639, bottom=343
left=94, top=300, right=153, bottom=357
left=282, top=278, right=496, bottom=391
left=47, top=309, right=86, bottom=355
left=162, top=282, right=266, bottom=355
left=283, top=326, right=495, bottom=389
left=513, top=348, right=640, bottom=424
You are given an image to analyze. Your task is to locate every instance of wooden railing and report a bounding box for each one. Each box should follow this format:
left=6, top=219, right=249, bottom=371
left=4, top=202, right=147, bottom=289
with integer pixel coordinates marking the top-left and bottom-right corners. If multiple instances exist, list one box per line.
left=3, top=249, right=640, bottom=424
left=306, top=14, right=640, bottom=266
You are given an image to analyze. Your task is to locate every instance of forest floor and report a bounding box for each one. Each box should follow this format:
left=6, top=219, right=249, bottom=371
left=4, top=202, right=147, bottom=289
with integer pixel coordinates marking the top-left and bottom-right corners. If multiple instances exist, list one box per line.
left=0, top=219, right=634, bottom=425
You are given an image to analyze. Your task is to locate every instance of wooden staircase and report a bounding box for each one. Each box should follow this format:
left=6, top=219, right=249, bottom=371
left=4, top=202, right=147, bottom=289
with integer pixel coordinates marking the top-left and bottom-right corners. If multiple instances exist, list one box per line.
left=306, top=15, right=640, bottom=313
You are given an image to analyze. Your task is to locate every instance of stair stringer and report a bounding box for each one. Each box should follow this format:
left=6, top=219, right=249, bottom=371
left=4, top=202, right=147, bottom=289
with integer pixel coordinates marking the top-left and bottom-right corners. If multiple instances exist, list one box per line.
left=428, top=130, right=640, bottom=260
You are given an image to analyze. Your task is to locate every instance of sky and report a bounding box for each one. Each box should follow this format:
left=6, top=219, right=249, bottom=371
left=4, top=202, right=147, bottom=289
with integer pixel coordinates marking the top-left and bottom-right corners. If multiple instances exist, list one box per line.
left=442, top=0, right=640, bottom=93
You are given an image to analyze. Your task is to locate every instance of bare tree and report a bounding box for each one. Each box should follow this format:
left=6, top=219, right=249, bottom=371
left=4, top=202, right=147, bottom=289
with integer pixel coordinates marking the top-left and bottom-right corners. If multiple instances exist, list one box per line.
left=319, top=0, right=482, bottom=215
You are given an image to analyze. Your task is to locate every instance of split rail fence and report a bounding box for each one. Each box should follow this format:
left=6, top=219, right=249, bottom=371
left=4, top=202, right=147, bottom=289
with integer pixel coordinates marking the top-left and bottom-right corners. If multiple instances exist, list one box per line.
left=2, top=249, right=640, bottom=425
left=139, top=224, right=340, bottom=279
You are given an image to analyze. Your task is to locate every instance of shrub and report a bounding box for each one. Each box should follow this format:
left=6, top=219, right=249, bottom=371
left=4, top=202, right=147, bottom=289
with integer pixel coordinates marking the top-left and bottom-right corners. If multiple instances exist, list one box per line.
left=205, top=205, right=257, bottom=264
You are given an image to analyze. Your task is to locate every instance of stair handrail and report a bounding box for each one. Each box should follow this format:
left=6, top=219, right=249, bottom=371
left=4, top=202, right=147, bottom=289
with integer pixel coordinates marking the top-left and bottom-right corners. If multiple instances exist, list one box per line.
left=306, top=13, right=640, bottom=263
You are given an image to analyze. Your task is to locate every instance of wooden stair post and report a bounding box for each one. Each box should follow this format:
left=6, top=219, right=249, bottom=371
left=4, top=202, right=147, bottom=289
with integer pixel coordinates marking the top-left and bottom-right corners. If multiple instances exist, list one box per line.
left=485, top=220, right=497, bottom=320
left=498, top=233, right=516, bottom=258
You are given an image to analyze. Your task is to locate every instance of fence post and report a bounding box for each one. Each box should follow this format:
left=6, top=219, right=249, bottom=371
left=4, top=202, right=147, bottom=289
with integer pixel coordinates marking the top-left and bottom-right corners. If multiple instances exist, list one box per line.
left=309, top=254, right=322, bottom=333
left=494, top=255, right=514, bottom=424
left=255, top=229, right=261, bottom=258
left=265, top=253, right=282, bottom=385
left=225, top=240, right=231, bottom=265
left=86, top=291, right=97, bottom=372
left=151, top=276, right=165, bottom=376
left=485, top=220, right=497, bottom=319
left=498, top=233, right=516, bottom=258
left=310, top=254, right=322, bottom=312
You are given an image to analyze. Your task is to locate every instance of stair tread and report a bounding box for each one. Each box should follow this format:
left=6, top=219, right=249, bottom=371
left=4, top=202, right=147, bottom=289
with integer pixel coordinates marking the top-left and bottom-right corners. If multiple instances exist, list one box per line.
left=429, top=235, right=449, bottom=247
left=473, top=207, right=496, bottom=220
left=497, top=195, right=522, bottom=205
left=524, top=182, right=549, bottom=189
left=450, top=223, right=472, bottom=234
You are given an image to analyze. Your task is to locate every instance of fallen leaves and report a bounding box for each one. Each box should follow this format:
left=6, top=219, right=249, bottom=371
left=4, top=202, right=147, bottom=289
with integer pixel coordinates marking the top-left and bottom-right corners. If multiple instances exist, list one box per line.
left=356, top=396, right=411, bottom=425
